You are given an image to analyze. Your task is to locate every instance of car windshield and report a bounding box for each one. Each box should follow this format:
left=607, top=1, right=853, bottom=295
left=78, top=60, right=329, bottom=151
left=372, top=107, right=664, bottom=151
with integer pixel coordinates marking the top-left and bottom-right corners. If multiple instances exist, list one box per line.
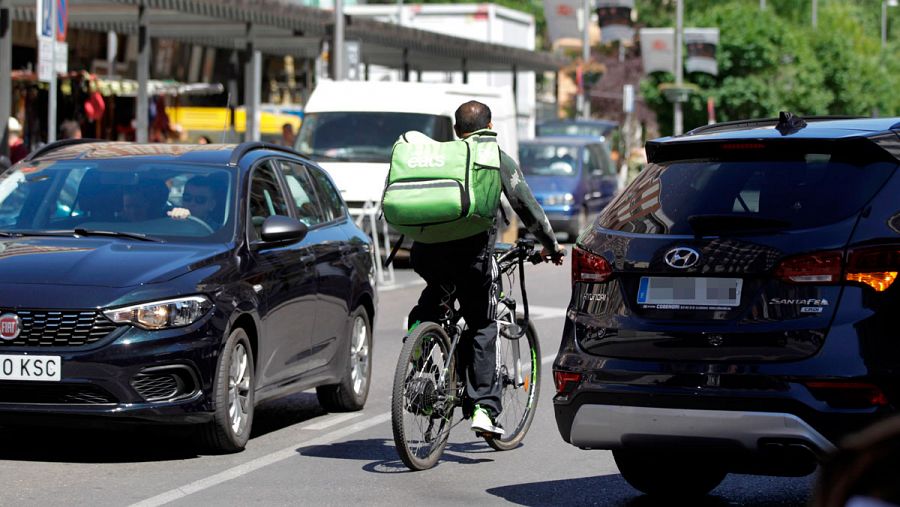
left=598, top=155, right=898, bottom=235
left=0, top=160, right=235, bottom=243
left=519, top=144, right=581, bottom=177
left=296, top=112, right=454, bottom=163
left=538, top=123, right=613, bottom=138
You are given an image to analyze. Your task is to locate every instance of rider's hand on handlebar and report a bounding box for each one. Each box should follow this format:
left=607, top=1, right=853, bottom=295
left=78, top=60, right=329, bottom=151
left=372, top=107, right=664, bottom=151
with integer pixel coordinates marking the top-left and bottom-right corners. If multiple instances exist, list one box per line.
left=541, top=244, right=567, bottom=265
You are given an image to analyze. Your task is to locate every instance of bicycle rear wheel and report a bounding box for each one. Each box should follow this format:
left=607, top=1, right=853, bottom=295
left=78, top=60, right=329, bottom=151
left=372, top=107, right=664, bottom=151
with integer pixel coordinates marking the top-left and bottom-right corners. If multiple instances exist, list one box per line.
left=485, top=319, right=540, bottom=451
left=391, top=322, right=457, bottom=470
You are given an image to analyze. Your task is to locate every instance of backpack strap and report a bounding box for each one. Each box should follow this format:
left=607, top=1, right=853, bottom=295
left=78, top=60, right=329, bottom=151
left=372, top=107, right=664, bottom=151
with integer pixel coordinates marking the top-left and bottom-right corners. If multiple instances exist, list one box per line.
left=383, top=235, right=405, bottom=268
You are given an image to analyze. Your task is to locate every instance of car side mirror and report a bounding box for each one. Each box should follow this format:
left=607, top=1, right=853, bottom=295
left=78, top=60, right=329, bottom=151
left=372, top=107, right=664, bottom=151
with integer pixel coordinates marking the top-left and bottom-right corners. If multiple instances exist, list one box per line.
left=260, top=215, right=308, bottom=244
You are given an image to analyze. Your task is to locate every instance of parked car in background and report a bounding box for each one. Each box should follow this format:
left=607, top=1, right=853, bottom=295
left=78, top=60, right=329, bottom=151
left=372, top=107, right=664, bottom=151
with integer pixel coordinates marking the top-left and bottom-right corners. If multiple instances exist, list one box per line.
left=554, top=115, right=900, bottom=497
left=537, top=119, right=618, bottom=139
left=0, top=140, right=376, bottom=453
left=519, top=136, right=619, bottom=240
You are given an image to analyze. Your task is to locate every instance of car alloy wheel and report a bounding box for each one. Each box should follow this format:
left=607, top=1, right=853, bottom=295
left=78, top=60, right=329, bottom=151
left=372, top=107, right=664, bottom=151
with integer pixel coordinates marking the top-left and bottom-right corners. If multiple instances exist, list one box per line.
left=350, top=313, right=370, bottom=397
left=228, top=342, right=252, bottom=435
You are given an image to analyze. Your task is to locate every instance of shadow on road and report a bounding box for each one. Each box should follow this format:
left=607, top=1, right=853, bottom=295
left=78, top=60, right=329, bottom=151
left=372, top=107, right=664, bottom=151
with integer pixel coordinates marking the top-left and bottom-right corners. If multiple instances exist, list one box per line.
left=487, top=473, right=813, bottom=506
left=251, top=391, right=327, bottom=438
left=299, top=437, right=496, bottom=473
left=0, top=424, right=199, bottom=463
left=0, top=392, right=328, bottom=463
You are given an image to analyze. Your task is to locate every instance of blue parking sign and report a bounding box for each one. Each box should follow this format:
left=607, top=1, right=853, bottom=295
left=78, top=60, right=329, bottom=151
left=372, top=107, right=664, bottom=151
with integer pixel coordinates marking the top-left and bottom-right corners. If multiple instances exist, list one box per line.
left=37, top=0, right=53, bottom=38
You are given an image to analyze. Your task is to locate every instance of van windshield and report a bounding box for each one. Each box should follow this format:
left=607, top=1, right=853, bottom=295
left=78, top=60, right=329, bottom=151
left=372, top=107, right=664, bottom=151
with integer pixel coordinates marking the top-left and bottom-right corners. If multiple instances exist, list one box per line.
left=296, top=112, right=454, bottom=163
left=519, top=144, right=581, bottom=177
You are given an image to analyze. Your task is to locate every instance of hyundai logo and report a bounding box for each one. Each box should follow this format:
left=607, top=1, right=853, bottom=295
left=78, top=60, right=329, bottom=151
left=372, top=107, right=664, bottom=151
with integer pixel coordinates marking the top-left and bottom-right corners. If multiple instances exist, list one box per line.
left=664, top=247, right=700, bottom=269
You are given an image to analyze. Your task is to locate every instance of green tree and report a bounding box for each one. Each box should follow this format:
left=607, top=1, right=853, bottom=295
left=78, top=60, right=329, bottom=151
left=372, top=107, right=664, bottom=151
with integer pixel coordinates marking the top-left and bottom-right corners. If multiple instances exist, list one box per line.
left=637, top=1, right=898, bottom=136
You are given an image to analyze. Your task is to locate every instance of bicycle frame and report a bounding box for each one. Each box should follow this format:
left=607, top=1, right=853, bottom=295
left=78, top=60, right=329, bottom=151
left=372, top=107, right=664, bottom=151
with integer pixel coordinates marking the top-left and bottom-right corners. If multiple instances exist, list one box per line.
left=433, top=239, right=537, bottom=408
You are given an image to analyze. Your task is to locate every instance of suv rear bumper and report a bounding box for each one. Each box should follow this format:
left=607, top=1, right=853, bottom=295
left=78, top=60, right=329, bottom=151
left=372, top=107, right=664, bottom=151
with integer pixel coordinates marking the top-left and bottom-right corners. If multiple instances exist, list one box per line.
left=568, top=405, right=837, bottom=457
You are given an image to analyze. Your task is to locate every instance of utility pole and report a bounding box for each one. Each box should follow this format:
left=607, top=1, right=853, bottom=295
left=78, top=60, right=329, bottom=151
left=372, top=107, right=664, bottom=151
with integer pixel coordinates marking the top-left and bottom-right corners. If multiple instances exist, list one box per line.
left=579, top=0, right=591, bottom=119
left=812, top=0, right=818, bottom=28
left=47, top=0, right=58, bottom=143
left=760, top=0, right=765, bottom=10
left=673, top=0, right=684, bottom=135
left=333, top=0, right=345, bottom=80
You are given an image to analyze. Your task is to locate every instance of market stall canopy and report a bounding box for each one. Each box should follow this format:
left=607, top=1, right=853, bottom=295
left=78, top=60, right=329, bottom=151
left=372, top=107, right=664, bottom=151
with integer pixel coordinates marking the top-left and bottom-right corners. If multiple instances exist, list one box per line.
left=8, top=0, right=569, bottom=72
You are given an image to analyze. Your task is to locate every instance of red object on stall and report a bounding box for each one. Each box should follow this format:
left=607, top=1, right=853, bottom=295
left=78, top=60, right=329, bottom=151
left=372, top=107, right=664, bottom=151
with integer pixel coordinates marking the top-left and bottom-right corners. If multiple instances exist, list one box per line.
left=84, top=91, right=106, bottom=121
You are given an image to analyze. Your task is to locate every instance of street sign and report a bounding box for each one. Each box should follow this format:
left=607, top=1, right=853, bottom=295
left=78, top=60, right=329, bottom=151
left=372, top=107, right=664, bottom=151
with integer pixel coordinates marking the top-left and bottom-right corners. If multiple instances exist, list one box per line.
left=56, top=0, right=68, bottom=42
left=36, top=0, right=52, bottom=38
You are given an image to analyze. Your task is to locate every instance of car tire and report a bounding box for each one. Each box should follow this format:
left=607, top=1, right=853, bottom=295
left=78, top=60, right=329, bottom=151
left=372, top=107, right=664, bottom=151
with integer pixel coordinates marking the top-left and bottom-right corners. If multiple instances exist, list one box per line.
left=200, top=327, right=255, bottom=453
left=316, top=307, right=371, bottom=412
left=613, top=449, right=727, bottom=498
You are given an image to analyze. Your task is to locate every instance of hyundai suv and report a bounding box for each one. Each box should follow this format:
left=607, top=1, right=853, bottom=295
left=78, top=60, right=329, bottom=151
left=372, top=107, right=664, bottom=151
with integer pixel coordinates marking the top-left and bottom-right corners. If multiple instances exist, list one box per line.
left=553, top=114, right=900, bottom=496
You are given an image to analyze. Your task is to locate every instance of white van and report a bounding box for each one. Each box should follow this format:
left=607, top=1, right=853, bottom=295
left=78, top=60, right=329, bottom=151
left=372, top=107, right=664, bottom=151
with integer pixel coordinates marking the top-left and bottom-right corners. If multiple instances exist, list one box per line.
left=296, top=80, right=520, bottom=211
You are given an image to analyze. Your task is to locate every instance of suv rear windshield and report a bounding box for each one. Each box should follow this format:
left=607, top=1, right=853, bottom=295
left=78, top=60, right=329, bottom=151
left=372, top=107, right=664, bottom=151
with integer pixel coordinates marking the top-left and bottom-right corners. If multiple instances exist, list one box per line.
left=296, top=112, right=454, bottom=163
left=598, top=155, right=898, bottom=235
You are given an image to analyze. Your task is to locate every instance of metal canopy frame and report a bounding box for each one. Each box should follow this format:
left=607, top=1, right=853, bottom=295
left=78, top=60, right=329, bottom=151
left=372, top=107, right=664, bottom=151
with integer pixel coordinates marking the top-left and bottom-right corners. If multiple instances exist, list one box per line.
left=2, top=0, right=567, bottom=145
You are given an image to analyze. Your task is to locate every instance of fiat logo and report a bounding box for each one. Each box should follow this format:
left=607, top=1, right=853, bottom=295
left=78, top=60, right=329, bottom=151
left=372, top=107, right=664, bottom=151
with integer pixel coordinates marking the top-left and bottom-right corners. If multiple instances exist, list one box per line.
left=664, top=247, right=700, bottom=269
left=0, top=313, right=21, bottom=341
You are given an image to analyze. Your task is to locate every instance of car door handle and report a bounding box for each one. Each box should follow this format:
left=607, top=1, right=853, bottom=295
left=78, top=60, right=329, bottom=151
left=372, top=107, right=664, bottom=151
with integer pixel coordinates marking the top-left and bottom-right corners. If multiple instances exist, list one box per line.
left=300, top=253, right=316, bottom=265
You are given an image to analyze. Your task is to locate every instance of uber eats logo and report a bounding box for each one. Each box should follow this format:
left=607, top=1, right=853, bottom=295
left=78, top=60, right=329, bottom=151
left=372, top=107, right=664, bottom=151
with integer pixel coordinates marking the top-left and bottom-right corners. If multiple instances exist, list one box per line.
left=407, top=144, right=446, bottom=169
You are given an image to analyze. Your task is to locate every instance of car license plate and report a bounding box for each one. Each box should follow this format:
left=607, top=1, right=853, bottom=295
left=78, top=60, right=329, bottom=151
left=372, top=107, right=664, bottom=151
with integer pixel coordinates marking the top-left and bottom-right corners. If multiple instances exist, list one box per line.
left=637, top=277, right=742, bottom=309
left=0, top=354, right=61, bottom=381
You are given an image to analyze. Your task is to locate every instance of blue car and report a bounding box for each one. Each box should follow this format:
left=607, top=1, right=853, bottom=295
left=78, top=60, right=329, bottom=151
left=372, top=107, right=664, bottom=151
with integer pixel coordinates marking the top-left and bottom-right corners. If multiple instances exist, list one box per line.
left=519, top=136, right=620, bottom=240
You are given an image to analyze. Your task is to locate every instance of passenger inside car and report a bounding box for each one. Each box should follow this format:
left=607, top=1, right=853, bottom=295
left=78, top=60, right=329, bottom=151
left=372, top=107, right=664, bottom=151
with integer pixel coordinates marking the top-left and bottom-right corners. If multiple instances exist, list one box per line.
left=74, top=169, right=123, bottom=222
left=121, top=180, right=170, bottom=222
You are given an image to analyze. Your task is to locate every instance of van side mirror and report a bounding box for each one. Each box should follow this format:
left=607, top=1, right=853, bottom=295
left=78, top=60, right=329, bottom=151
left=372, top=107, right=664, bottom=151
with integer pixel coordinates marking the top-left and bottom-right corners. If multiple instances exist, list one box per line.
left=260, top=215, right=308, bottom=243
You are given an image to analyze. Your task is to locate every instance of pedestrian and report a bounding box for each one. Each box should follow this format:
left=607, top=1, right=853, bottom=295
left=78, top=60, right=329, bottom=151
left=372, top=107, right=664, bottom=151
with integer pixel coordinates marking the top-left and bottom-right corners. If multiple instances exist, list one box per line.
left=812, top=415, right=900, bottom=507
left=281, top=122, right=296, bottom=147
left=59, top=120, right=82, bottom=140
left=402, top=100, right=566, bottom=436
left=197, top=135, right=213, bottom=145
left=7, top=117, right=28, bottom=165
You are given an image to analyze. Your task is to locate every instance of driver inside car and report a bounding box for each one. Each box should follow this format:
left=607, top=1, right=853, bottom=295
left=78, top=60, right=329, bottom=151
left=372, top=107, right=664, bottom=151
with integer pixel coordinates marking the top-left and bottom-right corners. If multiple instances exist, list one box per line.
left=168, top=175, right=223, bottom=229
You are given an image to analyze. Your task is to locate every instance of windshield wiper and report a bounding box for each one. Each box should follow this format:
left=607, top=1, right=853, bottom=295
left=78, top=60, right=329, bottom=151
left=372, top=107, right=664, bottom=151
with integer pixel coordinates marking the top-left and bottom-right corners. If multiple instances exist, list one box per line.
left=687, top=214, right=791, bottom=237
left=73, top=228, right=163, bottom=243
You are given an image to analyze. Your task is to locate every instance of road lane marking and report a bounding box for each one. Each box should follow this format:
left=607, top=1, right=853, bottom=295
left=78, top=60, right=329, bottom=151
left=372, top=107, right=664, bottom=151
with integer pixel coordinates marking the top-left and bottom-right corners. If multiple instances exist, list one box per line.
left=301, top=412, right=362, bottom=430
left=132, top=345, right=562, bottom=506
left=526, top=305, right=568, bottom=320
left=130, top=412, right=391, bottom=507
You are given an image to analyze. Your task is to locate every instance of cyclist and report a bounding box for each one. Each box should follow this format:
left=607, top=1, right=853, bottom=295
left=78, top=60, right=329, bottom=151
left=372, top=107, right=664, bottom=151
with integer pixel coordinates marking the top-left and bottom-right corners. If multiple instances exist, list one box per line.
left=407, top=100, right=566, bottom=437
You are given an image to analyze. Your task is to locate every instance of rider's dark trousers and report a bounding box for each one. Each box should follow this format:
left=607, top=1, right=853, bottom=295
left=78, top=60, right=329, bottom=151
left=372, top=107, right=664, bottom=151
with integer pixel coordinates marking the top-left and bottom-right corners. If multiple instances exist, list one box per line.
left=408, top=231, right=502, bottom=417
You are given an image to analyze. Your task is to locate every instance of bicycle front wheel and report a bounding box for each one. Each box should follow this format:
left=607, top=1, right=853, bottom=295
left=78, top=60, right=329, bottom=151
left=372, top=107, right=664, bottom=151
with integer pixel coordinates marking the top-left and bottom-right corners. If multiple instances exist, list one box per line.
left=485, top=319, right=541, bottom=451
left=391, top=322, right=457, bottom=470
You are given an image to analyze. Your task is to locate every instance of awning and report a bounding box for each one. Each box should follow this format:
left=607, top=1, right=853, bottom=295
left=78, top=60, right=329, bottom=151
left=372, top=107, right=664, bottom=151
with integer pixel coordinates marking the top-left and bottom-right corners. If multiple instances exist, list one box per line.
left=9, top=0, right=568, bottom=72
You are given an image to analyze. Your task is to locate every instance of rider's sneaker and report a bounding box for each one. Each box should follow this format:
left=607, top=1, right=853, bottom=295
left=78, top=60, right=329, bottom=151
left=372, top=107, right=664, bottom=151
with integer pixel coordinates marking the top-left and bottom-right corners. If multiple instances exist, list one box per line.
left=471, top=405, right=505, bottom=436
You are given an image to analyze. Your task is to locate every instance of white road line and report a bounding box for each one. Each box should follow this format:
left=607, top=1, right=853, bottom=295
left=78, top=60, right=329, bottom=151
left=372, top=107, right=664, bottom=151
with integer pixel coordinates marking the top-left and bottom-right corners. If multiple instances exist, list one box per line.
left=130, top=412, right=391, bottom=507
left=132, top=345, right=561, bottom=507
left=301, top=412, right=362, bottom=430
left=527, top=305, right=568, bottom=321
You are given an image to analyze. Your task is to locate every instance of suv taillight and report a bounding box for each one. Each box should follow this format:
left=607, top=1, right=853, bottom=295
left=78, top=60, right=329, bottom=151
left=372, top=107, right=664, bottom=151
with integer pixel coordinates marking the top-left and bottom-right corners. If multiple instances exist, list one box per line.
left=774, top=251, right=842, bottom=283
left=572, top=246, right=612, bottom=284
left=846, top=246, right=900, bottom=292
left=774, top=246, right=900, bottom=292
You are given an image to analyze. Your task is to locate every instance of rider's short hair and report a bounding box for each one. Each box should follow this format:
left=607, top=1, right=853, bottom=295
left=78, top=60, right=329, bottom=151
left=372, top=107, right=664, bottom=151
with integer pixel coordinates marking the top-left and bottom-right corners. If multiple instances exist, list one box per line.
left=454, top=101, right=491, bottom=135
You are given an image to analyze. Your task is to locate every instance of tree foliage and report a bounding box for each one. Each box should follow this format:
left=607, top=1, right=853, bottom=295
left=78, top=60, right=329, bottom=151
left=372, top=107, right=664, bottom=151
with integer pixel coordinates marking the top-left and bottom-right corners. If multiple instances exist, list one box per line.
left=635, top=0, right=900, bottom=135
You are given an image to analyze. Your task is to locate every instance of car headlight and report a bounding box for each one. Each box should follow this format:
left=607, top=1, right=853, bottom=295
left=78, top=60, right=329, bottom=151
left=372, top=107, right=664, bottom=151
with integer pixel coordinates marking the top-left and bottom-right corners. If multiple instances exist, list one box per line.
left=544, top=193, right=574, bottom=206
left=104, top=296, right=213, bottom=330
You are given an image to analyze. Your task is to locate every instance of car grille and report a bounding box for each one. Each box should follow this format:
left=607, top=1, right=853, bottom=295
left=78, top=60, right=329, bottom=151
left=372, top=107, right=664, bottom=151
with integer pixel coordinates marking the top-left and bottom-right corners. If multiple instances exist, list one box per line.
left=0, top=383, right=116, bottom=404
left=131, top=369, right=193, bottom=401
left=0, top=310, right=119, bottom=348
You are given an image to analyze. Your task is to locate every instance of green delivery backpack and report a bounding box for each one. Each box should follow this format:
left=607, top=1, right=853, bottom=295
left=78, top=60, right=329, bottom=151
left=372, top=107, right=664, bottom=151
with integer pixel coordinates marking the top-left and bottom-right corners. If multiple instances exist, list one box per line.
left=382, top=129, right=502, bottom=244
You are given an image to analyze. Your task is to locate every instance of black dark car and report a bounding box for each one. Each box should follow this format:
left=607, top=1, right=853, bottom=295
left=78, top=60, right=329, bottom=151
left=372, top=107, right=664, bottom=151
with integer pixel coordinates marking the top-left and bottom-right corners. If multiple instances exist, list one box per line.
left=0, top=140, right=376, bottom=452
left=553, top=115, right=900, bottom=496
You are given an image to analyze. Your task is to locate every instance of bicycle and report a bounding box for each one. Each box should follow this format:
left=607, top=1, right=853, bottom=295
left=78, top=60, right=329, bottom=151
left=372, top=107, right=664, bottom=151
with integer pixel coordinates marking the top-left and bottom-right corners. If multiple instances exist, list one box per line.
left=391, top=238, right=548, bottom=471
